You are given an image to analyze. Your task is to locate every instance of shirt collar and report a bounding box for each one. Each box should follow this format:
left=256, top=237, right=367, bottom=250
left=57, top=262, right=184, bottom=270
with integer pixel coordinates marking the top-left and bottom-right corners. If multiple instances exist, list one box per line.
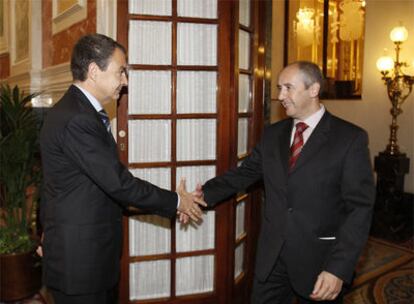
left=74, top=84, right=103, bottom=112
left=294, top=104, right=325, bottom=129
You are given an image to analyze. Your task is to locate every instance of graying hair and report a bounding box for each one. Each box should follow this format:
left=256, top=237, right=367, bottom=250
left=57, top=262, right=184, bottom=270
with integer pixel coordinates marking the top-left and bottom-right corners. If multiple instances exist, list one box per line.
left=289, top=61, right=325, bottom=94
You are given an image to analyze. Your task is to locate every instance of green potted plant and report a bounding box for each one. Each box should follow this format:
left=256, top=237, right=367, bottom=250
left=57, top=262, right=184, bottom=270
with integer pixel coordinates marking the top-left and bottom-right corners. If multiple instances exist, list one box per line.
left=0, top=84, right=42, bottom=301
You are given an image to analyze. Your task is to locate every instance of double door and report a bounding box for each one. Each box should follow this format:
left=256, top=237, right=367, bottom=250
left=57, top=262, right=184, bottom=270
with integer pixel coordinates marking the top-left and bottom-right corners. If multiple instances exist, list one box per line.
left=116, top=1, right=265, bottom=303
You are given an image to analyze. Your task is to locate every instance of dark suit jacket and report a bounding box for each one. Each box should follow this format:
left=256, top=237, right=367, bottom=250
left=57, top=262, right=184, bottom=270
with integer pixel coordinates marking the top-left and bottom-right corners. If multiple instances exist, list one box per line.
left=203, top=111, right=375, bottom=298
left=40, top=85, right=177, bottom=295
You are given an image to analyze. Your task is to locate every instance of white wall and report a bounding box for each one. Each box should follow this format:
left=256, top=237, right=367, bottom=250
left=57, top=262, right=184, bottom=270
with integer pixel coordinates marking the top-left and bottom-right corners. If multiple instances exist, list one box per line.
left=271, top=0, right=414, bottom=193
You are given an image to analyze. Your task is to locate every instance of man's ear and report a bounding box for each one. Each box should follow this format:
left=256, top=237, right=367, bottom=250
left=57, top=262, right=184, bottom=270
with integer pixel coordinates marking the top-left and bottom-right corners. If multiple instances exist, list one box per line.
left=309, top=82, right=320, bottom=98
left=87, top=62, right=99, bottom=81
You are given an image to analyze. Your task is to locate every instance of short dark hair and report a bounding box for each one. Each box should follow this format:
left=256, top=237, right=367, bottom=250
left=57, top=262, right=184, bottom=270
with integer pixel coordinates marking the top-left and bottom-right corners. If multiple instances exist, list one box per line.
left=70, top=34, right=126, bottom=81
left=290, top=61, right=325, bottom=95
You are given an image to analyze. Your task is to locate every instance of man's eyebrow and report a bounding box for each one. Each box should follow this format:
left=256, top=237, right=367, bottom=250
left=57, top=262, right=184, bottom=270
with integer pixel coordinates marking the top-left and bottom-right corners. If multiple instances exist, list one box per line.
left=277, top=82, right=294, bottom=88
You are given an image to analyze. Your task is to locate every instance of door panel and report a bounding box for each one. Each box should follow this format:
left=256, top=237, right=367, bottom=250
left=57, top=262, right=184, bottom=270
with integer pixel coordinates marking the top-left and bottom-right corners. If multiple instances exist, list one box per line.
left=117, top=1, right=264, bottom=302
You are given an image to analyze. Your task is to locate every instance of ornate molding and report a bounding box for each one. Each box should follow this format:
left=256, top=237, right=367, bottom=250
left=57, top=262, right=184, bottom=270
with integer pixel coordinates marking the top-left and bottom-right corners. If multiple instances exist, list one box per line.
left=40, top=62, right=72, bottom=95
left=5, top=71, right=32, bottom=92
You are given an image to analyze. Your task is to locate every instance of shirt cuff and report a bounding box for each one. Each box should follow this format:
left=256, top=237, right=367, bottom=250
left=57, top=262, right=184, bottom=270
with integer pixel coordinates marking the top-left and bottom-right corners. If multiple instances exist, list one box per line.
left=177, top=193, right=180, bottom=209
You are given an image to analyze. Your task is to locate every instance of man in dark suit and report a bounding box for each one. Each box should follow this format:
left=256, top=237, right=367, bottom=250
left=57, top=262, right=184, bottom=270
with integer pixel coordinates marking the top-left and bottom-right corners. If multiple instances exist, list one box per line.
left=39, top=34, right=205, bottom=304
left=198, top=61, right=375, bottom=303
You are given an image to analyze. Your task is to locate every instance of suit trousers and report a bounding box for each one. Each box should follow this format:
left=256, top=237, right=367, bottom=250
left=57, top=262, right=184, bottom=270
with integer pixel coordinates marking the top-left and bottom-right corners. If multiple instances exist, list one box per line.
left=49, top=287, right=117, bottom=304
left=251, top=245, right=344, bottom=304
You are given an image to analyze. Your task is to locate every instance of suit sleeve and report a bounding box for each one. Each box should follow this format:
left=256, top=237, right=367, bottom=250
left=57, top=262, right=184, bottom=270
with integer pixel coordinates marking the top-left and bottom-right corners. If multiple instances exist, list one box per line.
left=203, top=139, right=264, bottom=207
left=324, top=130, right=375, bottom=283
left=61, top=114, right=177, bottom=218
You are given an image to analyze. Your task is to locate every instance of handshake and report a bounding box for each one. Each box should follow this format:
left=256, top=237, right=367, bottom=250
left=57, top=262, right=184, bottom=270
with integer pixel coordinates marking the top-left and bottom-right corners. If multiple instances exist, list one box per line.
left=175, top=179, right=206, bottom=224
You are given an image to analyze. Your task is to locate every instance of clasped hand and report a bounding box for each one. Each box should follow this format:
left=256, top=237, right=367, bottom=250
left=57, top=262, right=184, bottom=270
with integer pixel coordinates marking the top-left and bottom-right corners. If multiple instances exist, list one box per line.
left=176, top=179, right=206, bottom=224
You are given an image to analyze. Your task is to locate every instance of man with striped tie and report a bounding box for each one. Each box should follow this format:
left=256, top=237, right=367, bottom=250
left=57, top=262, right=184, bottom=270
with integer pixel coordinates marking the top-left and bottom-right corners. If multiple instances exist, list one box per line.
left=195, top=61, right=375, bottom=304
left=39, top=34, right=206, bottom=304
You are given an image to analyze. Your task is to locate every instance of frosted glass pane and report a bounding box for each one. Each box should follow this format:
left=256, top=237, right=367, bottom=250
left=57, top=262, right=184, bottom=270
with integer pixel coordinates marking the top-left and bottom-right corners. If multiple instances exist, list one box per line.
left=130, top=260, right=170, bottom=300
left=176, top=255, right=214, bottom=296
left=129, top=70, right=171, bottom=114
left=130, top=167, right=171, bottom=190
left=129, top=215, right=171, bottom=256
left=239, top=74, right=251, bottom=113
left=176, top=211, right=215, bottom=252
left=178, top=23, right=217, bottom=66
left=238, top=118, right=248, bottom=156
left=129, top=21, right=172, bottom=65
left=239, top=0, right=251, bottom=27
left=177, top=119, right=216, bottom=161
left=129, top=120, right=171, bottom=162
left=177, top=0, right=217, bottom=18
left=234, top=243, right=245, bottom=279
left=239, top=30, right=250, bottom=70
left=177, top=71, right=217, bottom=114
left=129, top=0, right=172, bottom=15
left=235, top=201, right=246, bottom=239
left=176, top=165, right=216, bottom=191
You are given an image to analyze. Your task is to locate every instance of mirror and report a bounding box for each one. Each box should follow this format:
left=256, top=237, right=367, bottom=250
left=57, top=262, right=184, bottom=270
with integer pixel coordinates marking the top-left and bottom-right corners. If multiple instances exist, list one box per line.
left=285, top=0, right=366, bottom=99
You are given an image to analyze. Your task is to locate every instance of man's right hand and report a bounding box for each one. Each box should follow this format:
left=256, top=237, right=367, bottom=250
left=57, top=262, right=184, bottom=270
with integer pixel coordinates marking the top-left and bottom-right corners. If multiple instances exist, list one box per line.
left=176, top=179, right=207, bottom=223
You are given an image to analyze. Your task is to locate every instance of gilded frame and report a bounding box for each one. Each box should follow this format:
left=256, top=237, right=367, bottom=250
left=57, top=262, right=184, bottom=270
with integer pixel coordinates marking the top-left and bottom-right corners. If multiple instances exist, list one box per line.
left=284, top=0, right=365, bottom=99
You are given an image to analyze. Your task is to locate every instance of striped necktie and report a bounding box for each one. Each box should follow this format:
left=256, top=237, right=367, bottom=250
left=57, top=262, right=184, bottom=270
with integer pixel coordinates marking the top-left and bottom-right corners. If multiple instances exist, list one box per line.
left=98, top=109, right=111, bottom=133
left=289, top=122, right=308, bottom=171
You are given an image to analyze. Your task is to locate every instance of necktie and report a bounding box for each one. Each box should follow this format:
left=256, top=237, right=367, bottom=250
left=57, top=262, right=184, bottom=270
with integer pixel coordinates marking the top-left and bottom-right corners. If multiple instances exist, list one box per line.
left=289, top=122, right=308, bottom=171
left=99, top=109, right=111, bottom=133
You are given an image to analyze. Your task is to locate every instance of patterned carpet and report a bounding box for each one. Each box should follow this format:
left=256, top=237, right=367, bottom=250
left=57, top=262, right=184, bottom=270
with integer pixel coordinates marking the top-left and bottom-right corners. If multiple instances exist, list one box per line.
left=3, top=238, right=413, bottom=304
left=345, top=238, right=414, bottom=304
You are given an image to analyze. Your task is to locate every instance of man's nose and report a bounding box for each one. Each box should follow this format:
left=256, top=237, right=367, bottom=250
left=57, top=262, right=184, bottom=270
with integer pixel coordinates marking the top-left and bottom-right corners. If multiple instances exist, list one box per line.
left=278, top=88, right=285, bottom=101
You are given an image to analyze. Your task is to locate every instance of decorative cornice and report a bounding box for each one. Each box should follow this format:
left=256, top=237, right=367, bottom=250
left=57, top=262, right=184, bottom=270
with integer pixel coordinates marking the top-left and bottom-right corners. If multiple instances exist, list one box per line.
left=5, top=71, right=32, bottom=92
left=40, top=62, right=72, bottom=94
left=2, top=62, right=71, bottom=105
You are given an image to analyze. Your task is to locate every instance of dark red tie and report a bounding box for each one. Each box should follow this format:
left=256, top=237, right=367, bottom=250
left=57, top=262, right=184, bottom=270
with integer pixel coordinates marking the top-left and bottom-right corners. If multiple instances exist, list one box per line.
left=289, top=122, right=308, bottom=171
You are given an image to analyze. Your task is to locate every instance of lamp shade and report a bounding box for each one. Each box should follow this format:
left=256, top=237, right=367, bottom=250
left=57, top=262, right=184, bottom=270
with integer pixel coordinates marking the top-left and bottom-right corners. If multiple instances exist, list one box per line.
left=390, top=26, right=408, bottom=42
left=376, top=56, right=394, bottom=72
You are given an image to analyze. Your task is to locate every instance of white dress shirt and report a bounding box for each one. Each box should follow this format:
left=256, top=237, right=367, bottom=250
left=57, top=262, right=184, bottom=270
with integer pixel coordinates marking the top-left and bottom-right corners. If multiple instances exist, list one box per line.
left=290, top=105, right=326, bottom=146
left=74, top=84, right=103, bottom=112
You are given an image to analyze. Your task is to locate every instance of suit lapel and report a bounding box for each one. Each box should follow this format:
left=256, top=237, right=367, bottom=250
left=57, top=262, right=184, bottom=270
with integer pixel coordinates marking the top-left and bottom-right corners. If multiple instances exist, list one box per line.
left=289, top=111, right=331, bottom=174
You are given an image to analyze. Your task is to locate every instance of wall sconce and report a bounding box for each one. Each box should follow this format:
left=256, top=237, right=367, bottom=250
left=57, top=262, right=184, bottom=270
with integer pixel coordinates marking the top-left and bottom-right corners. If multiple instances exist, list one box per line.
left=376, top=26, right=414, bottom=155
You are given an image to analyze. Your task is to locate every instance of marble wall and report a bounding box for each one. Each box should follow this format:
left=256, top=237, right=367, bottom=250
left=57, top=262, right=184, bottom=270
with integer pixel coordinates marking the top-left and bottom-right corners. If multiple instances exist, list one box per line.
left=0, top=0, right=97, bottom=101
left=42, top=0, right=96, bottom=69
